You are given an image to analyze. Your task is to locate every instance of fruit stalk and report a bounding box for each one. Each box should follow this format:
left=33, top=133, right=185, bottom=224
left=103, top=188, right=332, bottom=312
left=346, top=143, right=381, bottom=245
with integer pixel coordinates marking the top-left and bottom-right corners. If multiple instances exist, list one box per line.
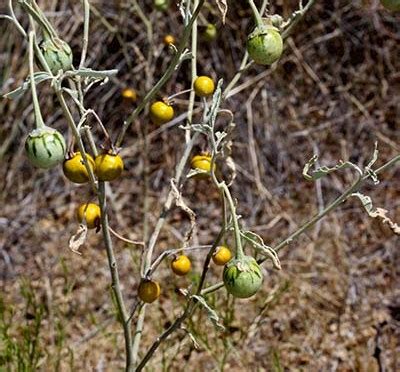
left=28, top=31, right=45, bottom=129
left=221, top=182, right=245, bottom=259
left=247, top=0, right=264, bottom=27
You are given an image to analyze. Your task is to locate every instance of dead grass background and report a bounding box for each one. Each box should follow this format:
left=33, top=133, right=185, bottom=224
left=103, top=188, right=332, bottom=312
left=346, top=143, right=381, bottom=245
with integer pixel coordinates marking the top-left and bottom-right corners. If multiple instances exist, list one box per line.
left=0, top=0, right=399, bottom=370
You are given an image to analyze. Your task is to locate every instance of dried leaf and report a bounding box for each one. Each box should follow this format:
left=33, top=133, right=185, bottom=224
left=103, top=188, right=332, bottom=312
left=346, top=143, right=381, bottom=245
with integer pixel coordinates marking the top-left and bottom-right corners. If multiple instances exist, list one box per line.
left=171, top=179, right=196, bottom=245
left=242, top=231, right=281, bottom=270
left=351, top=192, right=400, bottom=235
left=68, top=224, right=88, bottom=255
left=192, top=295, right=225, bottom=331
left=214, top=0, right=228, bottom=24
left=303, top=155, right=362, bottom=181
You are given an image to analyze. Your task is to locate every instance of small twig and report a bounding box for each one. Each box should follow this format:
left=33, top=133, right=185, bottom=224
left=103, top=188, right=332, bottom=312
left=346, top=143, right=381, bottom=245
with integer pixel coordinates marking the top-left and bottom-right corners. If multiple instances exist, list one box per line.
left=108, top=226, right=144, bottom=246
left=79, top=0, right=90, bottom=69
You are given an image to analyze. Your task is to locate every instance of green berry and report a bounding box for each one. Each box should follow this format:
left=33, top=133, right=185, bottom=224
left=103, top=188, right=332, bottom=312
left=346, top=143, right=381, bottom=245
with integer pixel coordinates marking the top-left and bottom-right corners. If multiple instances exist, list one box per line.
left=247, top=25, right=283, bottom=65
left=203, top=24, right=217, bottom=42
left=223, top=256, right=263, bottom=299
left=40, top=37, right=73, bottom=74
left=25, top=127, right=66, bottom=169
left=154, top=0, right=169, bottom=11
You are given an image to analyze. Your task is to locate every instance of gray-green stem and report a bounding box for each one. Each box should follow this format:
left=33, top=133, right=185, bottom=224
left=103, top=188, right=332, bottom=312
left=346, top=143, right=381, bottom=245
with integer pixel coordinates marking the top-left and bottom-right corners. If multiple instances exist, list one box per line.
left=28, top=31, right=45, bottom=129
left=220, top=182, right=244, bottom=259
left=98, top=182, right=134, bottom=372
left=247, top=0, right=264, bottom=27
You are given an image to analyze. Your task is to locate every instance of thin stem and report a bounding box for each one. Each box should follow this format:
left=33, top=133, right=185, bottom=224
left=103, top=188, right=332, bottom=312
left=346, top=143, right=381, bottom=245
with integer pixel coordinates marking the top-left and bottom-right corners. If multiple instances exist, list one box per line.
left=98, top=182, right=134, bottom=372
left=4, top=0, right=27, bottom=37
left=220, top=182, right=244, bottom=259
left=30, top=0, right=58, bottom=37
left=272, top=177, right=363, bottom=254
left=168, top=88, right=193, bottom=101
left=131, top=303, right=146, bottom=365
left=282, top=0, right=316, bottom=40
left=20, top=1, right=56, bottom=39
left=115, top=0, right=206, bottom=147
left=185, top=0, right=199, bottom=144
left=28, top=31, right=45, bottom=128
left=79, top=0, right=90, bottom=69
left=247, top=0, right=264, bottom=27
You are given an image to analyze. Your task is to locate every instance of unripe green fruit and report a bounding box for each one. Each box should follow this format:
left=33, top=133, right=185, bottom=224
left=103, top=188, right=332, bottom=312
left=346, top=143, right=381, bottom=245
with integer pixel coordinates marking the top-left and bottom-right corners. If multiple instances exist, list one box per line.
left=203, top=24, right=217, bottom=42
left=25, top=127, right=66, bottom=169
left=247, top=25, right=283, bottom=65
left=223, top=256, right=263, bottom=298
left=380, top=0, right=400, bottom=11
left=154, top=0, right=169, bottom=11
left=39, top=37, right=73, bottom=74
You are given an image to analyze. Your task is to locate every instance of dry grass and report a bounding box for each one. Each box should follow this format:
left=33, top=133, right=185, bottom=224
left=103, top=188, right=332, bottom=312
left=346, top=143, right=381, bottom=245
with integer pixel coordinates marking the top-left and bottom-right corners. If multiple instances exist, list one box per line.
left=0, top=0, right=399, bottom=370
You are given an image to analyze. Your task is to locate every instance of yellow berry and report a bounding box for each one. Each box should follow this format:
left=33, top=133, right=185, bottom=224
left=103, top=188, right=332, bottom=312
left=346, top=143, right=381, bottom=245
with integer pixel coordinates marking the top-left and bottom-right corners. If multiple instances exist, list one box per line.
left=95, top=154, right=124, bottom=182
left=150, top=101, right=174, bottom=125
left=171, top=255, right=191, bottom=276
left=163, top=34, right=175, bottom=45
left=63, top=152, right=95, bottom=184
left=194, top=76, right=215, bottom=97
left=138, top=280, right=161, bottom=303
left=121, top=88, right=137, bottom=102
left=212, top=246, right=232, bottom=266
left=76, top=203, right=101, bottom=229
left=190, top=153, right=215, bottom=178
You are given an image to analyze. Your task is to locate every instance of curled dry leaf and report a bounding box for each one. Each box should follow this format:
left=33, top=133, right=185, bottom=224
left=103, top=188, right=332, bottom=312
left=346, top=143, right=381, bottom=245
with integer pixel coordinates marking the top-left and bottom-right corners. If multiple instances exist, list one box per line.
left=351, top=192, right=400, bottom=235
left=69, top=224, right=88, bottom=255
left=171, top=179, right=196, bottom=246
left=214, top=0, right=228, bottom=24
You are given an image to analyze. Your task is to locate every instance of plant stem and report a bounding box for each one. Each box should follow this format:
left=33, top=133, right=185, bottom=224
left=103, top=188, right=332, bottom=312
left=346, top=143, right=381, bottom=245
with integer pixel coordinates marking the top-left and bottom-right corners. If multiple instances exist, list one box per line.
left=282, top=0, right=316, bottom=40
left=115, top=0, right=206, bottom=147
left=201, top=152, right=400, bottom=295
left=247, top=0, right=264, bottom=27
left=20, top=1, right=56, bottom=39
left=6, top=0, right=27, bottom=37
left=220, top=182, right=244, bottom=259
left=98, top=182, right=134, bottom=372
left=79, top=0, right=90, bottom=69
left=28, top=31, right=45, bottom=129
left=185, top=0, right=199, bottom=144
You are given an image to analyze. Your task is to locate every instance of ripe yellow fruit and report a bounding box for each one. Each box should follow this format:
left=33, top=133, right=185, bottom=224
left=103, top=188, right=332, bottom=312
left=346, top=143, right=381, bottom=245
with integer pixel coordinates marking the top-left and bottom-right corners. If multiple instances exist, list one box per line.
left=95, top=154, right=124, bottom=182
left=190, top=154, right=215, bottom=178
left=150, top=101, right=174, bottom=125
left=138, top=280, right=161, bottom=303
left=212, top=246, right=232, bottom=266
left=63, top=152, right=95, bottom=184
left=163, top=34, right=175, bottom=45
left=76, top=203, right=101, bottom=229
left=171, top=255, right=191, bottom=276
left=193, top=76, right=215, bottom=97
left=121, top=88, right=137, bottom=102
